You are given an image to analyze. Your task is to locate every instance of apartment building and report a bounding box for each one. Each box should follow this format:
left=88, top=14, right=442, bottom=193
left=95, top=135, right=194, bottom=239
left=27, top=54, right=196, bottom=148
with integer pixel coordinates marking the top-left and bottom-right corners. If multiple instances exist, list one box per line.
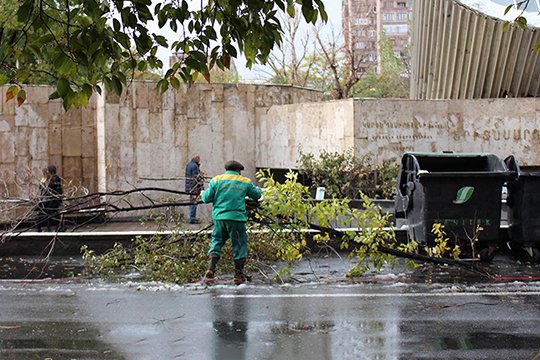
left=342, top=0, right=413, bottom=73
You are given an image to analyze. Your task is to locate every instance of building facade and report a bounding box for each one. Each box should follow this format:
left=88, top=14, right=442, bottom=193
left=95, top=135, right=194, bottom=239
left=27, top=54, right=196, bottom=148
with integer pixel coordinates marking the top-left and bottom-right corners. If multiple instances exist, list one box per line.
left=342, top=0, right=413, bottom=74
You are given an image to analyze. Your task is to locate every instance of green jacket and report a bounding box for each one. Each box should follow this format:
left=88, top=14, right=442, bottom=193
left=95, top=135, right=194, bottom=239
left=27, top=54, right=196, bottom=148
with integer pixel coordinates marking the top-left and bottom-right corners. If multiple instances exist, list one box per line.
left=201, top=171, right=262, bottom=222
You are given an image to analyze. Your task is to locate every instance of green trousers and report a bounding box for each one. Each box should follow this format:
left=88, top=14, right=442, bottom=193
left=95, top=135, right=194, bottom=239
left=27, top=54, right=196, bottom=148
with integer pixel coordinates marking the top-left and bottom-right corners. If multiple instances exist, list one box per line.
left=208, top=220, right=247, bottom=260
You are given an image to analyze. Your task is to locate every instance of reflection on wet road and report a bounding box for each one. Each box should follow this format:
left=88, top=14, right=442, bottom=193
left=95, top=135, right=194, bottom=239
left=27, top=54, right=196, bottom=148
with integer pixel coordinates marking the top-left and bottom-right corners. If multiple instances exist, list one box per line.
left=0, top=279, right=539, bottom=360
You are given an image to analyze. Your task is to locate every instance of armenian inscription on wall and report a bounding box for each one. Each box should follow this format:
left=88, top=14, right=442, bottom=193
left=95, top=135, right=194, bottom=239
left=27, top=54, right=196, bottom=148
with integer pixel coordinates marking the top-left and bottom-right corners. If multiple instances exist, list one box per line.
left=354, top=99, right=540, bottom=164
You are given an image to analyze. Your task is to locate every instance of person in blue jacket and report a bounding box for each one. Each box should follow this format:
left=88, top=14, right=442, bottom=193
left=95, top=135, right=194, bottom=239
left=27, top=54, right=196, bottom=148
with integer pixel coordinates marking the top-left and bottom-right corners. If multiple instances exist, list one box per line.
left=185, top=154, right=204, bottom=224
left=200, top=160, right=262, bottom=284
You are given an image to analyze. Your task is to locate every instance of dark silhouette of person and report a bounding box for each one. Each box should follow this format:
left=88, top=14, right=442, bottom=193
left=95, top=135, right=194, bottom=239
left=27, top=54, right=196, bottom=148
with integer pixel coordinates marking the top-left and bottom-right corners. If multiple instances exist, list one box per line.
left=35, top=165, right=63, bottom=232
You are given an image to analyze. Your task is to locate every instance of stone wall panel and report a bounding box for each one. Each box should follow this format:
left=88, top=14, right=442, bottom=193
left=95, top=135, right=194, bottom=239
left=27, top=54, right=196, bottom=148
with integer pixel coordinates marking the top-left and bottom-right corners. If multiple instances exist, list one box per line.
left=82, top=157, right=97, bottom=193
left=174, top=86, right=188, bottom=115
left=81, top=124, right=96, bottom=159
left=62, top=156, right=82, bottom=188
left=148, top=112, right=163, bottom=143
left=30, top=127, right=49, bottom=161
left=0, top=132, right=15, bottom=163
left=0, top=115, right=14, bottom=132
left=148, top=83, right=163, bottom=113
left=186, top=87, right=200, bottom=119
left=135, top=108, right=150, bottom=143
left=62, top=128, right=82, bottom=157
left=48, top=123, right=62, bottom=156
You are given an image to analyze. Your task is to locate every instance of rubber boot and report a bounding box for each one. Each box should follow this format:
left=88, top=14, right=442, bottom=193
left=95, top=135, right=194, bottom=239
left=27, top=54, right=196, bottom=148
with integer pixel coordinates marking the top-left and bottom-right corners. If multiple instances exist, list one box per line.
left=204, top=255, right=219, bottom=283
left=233, top=258, right=248, bottom=285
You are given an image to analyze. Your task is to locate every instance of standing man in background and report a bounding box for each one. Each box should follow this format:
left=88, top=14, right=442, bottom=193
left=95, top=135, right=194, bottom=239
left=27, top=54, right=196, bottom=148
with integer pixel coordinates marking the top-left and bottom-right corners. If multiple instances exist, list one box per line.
left=35, top=164, right=63, bottom=232
left=185, top=154, right=204, bottom=224
left=201, top=160, right=262, bottom=284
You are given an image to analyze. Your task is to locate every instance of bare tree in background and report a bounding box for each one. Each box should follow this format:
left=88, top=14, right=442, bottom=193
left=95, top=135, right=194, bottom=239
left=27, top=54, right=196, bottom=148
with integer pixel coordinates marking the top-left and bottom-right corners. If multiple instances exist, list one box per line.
left=313, top=24, right=364, bottom=99
left=263, top=12, right=314, bottom=87
left=262, top=8, right=364, bottom=100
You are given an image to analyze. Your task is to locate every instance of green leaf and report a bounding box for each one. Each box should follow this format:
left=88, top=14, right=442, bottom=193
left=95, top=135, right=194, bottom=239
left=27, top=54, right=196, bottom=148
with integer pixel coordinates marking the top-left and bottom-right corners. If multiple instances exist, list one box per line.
left=503, top=21, right=510, bottom=33
left=62, top=93, right=75, bottom=111
left=113, top=18, right=121, bottom=32
left=156, top=79, right=169, bottom=93
left=48, top=91, right=61, bottom=100
left=154, top=35, right=168, bottom=47
left=0, top=74, right=8, bottom=86
left=57, top=78, right=71, bottom=97
left=504, top=4, right=513, bottom=15
left=274, top=0, right=285, bottom=11
left=138, top=60, right=148, bottom=72
left=191, top=71, right=198, bottom=83
left=185, top=57, right=202, bottom=72
left=53, top=52, right=69, bottom=71
left=114, top=32, right=131, bottom=48
left=6, top=85, right=18, bottom=101
left=516, top=16, right=527, bottom=29
left=17, top=89, right=26, bottom=106
left=301, top=5, right=314, bottom=24
left=534, top=43, right=540, bottom=53
left=314, top=0, right=327, bottom=22
left=135, top=33, right=153, bottom=54
left=286, top=3, right=295, bottom=17
left=110, top=76, right=123, bottom=96
left=170, top=76, right=180, bottom=89
left=17, top=0, right=33, bottom=23
left=73, top=91, right=89, bottom=107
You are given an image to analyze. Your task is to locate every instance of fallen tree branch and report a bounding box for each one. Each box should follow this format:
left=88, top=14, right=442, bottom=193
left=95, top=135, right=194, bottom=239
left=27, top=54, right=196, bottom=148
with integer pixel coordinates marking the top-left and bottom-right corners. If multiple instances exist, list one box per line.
left=307, top=222, right=495, bottom=279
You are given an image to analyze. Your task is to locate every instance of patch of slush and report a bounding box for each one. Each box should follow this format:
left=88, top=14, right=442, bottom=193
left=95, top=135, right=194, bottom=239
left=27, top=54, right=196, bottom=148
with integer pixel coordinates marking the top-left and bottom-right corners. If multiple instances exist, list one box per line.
left=430, top=281, right=540, bottom=294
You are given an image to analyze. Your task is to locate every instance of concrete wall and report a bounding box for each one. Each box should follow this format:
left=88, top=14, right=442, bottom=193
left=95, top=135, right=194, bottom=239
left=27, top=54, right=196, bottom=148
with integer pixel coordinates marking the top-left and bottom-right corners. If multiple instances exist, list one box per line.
left=0, top=85, right=98, bottom=201
left=259, top=98, right=540, bottom=168
left=354, top=98, right=540, bottom=164
left=2, top=83, right=539, bottom=222
left=0, top=83, right=322, bottom=221
left=256, top=100, right=355, bottom=168
left=102, top=82, right=323, bottom=194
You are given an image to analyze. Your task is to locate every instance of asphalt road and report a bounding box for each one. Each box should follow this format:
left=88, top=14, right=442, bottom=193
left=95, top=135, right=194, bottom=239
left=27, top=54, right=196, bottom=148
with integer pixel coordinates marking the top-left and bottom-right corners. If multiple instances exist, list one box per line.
left=0, top=254, right=539, bottom=360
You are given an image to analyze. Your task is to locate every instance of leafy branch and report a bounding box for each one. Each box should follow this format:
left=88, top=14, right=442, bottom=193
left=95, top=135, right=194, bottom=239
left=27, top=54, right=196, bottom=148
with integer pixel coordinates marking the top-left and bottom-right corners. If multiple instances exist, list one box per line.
left=1, top=0, right=327, bottom=109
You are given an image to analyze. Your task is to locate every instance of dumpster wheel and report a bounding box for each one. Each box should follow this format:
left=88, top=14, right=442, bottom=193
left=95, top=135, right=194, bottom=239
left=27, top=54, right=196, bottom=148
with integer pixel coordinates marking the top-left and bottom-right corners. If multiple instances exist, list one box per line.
left=524, top=247, right=540, bottom=263
left=479, top=246, right=496, bottom=263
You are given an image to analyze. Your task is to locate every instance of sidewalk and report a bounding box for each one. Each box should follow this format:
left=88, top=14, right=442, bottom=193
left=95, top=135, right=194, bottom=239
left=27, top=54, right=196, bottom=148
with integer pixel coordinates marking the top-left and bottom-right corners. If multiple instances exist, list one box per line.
left=0, top=218, right=209, bottom=256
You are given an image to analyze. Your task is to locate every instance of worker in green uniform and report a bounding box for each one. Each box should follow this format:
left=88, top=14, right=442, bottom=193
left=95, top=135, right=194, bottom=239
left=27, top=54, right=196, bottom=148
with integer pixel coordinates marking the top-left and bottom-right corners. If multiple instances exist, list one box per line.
left=200, top=160, right=262, bottom=284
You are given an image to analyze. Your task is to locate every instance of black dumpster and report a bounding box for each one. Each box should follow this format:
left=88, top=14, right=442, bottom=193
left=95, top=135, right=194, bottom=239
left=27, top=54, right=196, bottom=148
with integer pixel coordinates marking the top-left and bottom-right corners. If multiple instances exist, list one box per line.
left=394, top=152, right=513, bottom=260
left=504, top=156, right=540, bottom=262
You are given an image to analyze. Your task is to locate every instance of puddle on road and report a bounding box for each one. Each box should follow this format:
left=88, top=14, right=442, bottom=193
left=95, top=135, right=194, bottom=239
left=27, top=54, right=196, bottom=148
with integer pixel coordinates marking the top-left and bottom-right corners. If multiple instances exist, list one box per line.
left=0, top=256, right=83, bottom=280
left=0, top=320, right=127, bottom=359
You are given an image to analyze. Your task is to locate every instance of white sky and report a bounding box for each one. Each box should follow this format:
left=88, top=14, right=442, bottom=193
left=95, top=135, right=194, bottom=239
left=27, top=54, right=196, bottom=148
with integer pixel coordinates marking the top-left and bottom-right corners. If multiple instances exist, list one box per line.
left=458, top=0, right=540, bottom=27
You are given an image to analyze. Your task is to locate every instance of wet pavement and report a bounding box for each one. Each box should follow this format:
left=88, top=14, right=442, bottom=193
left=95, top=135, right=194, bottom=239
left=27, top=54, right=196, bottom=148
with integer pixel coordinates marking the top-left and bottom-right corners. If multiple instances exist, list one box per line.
left=0, top=253, right=539, bottom=360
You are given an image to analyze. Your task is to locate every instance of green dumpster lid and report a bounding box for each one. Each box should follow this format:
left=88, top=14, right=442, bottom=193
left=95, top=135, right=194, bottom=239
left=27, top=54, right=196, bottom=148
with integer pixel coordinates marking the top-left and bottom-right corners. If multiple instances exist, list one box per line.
left=404, top=152, right=498, bottom=157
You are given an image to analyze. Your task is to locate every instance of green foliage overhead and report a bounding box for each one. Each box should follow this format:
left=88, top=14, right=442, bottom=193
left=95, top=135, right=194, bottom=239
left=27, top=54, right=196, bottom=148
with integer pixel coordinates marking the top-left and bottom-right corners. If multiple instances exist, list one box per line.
left=0, top=0, right=327, bottom=109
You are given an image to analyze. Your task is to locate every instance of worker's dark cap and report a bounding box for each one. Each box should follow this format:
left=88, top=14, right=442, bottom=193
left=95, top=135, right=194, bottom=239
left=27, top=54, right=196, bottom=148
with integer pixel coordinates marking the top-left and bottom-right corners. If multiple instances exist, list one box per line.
left=225, top=160, right=244, bottom=171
